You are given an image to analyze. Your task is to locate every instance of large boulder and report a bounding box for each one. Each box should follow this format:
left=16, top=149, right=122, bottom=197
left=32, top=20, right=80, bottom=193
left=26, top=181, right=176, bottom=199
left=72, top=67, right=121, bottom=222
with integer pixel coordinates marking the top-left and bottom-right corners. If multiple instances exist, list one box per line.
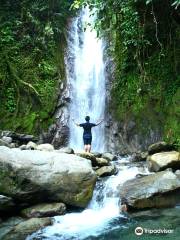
left=21, top=202, right=66, bottom=218
left=0, top=146, right=97, bottom=208
left=120, top=170, right=180, bottom=210
left=3, top=217, right=52, bottom=240
left=148, top=141, right=175, bottom=155
left=147, top=151, right=180, bottom=172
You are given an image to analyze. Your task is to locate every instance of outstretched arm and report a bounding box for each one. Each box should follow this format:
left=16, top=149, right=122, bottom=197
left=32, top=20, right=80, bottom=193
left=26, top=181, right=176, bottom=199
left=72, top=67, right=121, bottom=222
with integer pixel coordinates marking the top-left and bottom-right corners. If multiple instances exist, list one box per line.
left=72, top=118, right=80, bottom=126
left=96, top=119, right=104, bottom=126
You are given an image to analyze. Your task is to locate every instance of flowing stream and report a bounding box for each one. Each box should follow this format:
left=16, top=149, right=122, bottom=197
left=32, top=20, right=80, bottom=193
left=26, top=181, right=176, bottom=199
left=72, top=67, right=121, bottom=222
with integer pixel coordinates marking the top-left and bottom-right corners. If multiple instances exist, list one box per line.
left=67, top=8, right=106, bottom=152
left=27, top=158, right=148, bottom=240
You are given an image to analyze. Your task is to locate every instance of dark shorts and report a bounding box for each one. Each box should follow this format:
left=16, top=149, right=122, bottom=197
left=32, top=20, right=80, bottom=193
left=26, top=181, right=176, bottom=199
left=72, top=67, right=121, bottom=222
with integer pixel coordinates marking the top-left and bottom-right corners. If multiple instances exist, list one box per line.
left=83, top=136, right=92, bottom=145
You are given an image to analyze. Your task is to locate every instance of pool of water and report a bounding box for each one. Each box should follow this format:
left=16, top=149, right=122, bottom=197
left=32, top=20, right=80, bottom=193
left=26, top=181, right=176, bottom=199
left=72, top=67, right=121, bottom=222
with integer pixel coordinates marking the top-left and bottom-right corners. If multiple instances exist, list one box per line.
left=27, top=206, right=180, bottom=240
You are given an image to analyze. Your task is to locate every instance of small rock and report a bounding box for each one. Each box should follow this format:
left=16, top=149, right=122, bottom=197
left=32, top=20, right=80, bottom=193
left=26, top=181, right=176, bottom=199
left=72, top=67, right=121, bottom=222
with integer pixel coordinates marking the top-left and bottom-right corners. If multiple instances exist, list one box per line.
left=140, top=151, right=148, bottom=160
left=148, top=141, right=175, bottom=155
left=3, top=217, right=52, bottom=240
left=147, top=151, right=180, bottom=172
left=92, top=152, right=102, bottom=158
left=21, top=202, right=66, bottom=218
left=96, top=158, right=109, bottom=167
left=37, top=144, right=54, bottom=151
left=9, top=143, right=16, bottom=148
left=19, top=145, right=27, bottom=150
left=26, top=141, right=37, bottom=150
left=76, top=153, right=108, bottom=167
left=131, top=152, right=148, bottom=162
left=175, top=170, right=180, bottom=179
left=2, top=136, right=12, bottom=144
left=13, top=134, right=36, bottom=144
left=101, top=152, right=117, bottom=161
left=119, top=204, right=128, bottom=213
left=57, top=147, right=74, bottom=154
left=76, top=152, right=97, bottom=164
left=0, top=139, right=10, bottom=147
left=0, top=195, right=15, bottom=212
left=96, top=165, right=117, bottom=177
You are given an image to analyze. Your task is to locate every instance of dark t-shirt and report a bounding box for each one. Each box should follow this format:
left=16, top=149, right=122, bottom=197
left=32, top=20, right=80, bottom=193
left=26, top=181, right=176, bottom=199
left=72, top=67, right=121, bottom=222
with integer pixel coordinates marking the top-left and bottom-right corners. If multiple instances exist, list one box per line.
left=79, top=122, right=96, bottom=138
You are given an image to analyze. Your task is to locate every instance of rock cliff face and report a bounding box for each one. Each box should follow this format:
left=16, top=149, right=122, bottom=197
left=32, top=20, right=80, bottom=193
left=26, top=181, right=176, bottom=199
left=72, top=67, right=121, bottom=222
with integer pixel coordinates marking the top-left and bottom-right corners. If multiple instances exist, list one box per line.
left=104, top=56, right=163, bottom=155
left=105, top=117, right=162, bottom=154
left=0, top=146, right=97, bottom=208
left=51, top=82, right=70, bottom=149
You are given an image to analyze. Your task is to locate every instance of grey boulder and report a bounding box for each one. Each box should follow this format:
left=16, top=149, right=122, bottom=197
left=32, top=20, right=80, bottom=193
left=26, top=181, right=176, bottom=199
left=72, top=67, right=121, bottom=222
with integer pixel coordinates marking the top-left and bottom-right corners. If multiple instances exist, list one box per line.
left=148, top=141, right=175, bottom=155
left=96, top=165, right=117, bottom=177
left=36, top=144, right=54, bottom=151
left=147, top=151, right=180, bottom=172
left=26, top=141, right=37, bottom=150
left=21, top=202, right=66, bottom=218
left=120, top=170, right=180, bottom=210
left=95, top=158, right=109, bottom=167
left=101, top=152, right=117, bottom=161
left=0, top=146, right=97, bottom=208
left=1, top=136, right=12, bottom=144
left=3, top=217, right=52, bottom=240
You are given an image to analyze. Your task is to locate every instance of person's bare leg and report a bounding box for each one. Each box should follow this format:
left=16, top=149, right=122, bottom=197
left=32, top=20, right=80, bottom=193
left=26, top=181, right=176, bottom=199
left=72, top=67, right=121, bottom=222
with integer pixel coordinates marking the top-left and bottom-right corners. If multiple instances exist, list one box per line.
left=84, top=145, right=88, bottom=152
left=87, top=144, right=91, bottom=153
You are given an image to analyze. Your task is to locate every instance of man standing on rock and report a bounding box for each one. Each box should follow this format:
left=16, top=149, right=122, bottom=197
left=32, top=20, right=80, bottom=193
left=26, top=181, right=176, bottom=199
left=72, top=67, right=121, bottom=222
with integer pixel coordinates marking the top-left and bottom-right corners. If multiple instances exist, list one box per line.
left=72, top=116, right=103, bottom=153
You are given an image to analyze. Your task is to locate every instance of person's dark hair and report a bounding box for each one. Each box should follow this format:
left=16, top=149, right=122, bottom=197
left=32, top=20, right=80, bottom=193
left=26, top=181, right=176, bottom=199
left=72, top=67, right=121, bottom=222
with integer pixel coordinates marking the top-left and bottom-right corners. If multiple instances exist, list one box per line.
left=85, top=116, right=90, bottom=122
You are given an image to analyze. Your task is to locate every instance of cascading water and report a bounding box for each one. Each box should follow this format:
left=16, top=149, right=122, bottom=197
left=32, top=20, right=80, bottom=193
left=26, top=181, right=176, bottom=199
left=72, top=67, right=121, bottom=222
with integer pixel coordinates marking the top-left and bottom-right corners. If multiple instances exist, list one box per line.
left=27, top=157, right=148, bottom=240
left=66, top=8, right=106, bottom=152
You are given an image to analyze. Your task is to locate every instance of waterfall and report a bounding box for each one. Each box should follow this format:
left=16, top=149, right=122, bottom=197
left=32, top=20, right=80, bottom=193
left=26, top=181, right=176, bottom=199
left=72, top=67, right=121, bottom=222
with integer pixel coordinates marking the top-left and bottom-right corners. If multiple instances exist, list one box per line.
left=66, top=8, right=106, bottom=152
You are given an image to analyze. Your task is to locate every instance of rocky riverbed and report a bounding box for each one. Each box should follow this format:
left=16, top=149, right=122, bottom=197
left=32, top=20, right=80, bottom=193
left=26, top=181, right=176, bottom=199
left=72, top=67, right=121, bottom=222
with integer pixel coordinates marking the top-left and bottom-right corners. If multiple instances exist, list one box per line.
left=0, top=133, right=180, bottom=239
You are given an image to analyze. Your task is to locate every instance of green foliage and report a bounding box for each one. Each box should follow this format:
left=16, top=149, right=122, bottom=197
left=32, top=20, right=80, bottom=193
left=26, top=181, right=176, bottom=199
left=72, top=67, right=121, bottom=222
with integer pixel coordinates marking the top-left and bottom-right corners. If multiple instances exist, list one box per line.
left=164, top=89, right=180, bottom=148
left=0, top=0, right=74, bottom=134
left=5, top=87, right=16, bottom=113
